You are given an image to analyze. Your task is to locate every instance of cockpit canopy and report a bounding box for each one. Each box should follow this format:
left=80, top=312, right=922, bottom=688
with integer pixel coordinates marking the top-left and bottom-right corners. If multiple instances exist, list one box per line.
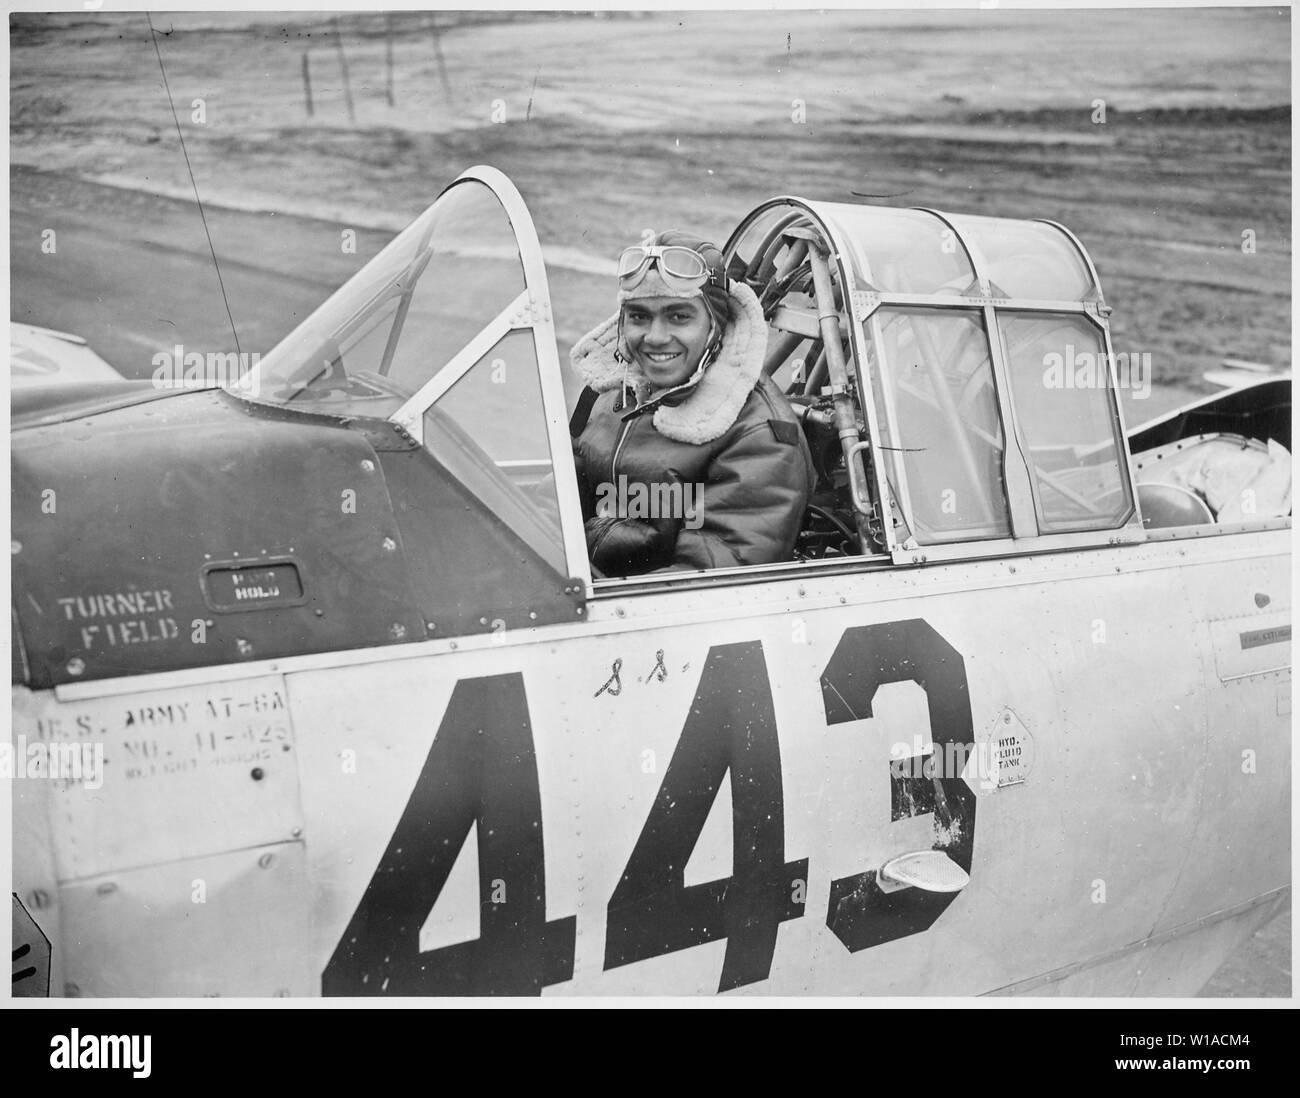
left=726, top=199, right=1137, bottom=558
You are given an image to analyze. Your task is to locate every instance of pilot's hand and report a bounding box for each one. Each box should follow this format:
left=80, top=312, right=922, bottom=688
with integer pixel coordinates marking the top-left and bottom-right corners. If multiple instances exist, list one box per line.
left=585, top=514, right=678, bottom=576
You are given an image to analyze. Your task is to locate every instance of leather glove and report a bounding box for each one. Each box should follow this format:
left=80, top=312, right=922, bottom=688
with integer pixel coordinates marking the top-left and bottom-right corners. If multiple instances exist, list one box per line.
left=585, top=513, right=679, bottom=576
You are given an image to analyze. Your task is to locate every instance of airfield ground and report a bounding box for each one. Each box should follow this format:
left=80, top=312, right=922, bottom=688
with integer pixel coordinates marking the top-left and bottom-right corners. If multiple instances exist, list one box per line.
left=8, top=8, right=1292, bottom=995
left=10, top=9, right=1291, bottom=401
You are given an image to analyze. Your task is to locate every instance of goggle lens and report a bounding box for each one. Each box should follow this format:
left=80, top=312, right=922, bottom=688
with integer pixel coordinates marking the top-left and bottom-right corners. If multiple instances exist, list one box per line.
left=617, top=245, right=713, bottom=288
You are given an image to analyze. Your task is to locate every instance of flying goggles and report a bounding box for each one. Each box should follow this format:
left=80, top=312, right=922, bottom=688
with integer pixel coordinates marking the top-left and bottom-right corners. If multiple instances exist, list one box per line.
left=616, top=245, right=725, bottom=293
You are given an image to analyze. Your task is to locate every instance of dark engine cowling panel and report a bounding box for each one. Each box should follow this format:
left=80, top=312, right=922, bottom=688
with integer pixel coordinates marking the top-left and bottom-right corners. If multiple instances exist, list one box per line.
left=12, top=387, right=584, bottom=688
left=12, top=389, right=431, bottom=687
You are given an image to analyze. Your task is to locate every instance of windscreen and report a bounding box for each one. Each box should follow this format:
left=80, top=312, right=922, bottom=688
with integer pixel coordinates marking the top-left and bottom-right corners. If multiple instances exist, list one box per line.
left=234, top=180, right=526, bottom=416
left=230, top=176, right=567, bottom=575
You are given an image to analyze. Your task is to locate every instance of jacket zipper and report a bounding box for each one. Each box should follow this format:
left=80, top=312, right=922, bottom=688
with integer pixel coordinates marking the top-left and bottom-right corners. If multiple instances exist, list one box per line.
left=610, top=385, right=637, bottom=483
left=611, top=415, right=634, bottom=485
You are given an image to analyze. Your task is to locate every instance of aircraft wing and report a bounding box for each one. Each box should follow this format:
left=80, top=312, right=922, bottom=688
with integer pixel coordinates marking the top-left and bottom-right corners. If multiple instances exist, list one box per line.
left=9, top=322, right=122, bottom=389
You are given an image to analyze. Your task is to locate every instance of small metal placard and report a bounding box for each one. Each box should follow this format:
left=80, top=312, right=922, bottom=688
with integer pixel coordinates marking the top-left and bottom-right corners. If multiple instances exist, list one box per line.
left=996, top=729, right=1030, bottom=787
left=204, top=562, right=304, bottom=612
left=992, top=709, right=1035, bottom=788
left=1240, top=624, right=1291, bottom=650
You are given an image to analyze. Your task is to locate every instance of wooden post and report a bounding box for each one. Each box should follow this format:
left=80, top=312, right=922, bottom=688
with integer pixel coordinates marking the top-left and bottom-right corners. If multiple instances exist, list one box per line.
left=385, top=13, right=395, bottom=107
left=301, top=50, right=314, bottom=117
left=427, top=12, right=453, bottom=103
left=333, top=16, right=356, bottom=123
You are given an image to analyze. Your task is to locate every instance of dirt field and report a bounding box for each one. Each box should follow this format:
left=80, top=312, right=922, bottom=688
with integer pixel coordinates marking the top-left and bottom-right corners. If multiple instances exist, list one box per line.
left=10, top=8, right=1292, bottom=395
left=7, top=9, right=1292, bottom=997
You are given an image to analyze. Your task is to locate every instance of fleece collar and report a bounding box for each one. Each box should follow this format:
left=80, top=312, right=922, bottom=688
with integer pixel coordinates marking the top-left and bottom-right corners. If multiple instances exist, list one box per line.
left=569, top=281, right=767, bottom=445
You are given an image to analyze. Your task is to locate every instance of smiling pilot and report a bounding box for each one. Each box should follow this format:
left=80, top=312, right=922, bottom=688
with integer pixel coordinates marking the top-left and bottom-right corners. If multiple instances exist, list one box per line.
left=569, top=231, right=815, bottom=576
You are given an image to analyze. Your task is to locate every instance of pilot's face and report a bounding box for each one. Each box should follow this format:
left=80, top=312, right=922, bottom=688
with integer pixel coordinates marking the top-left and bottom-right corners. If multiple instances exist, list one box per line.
left=622, top=296, right=713, bottom=391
